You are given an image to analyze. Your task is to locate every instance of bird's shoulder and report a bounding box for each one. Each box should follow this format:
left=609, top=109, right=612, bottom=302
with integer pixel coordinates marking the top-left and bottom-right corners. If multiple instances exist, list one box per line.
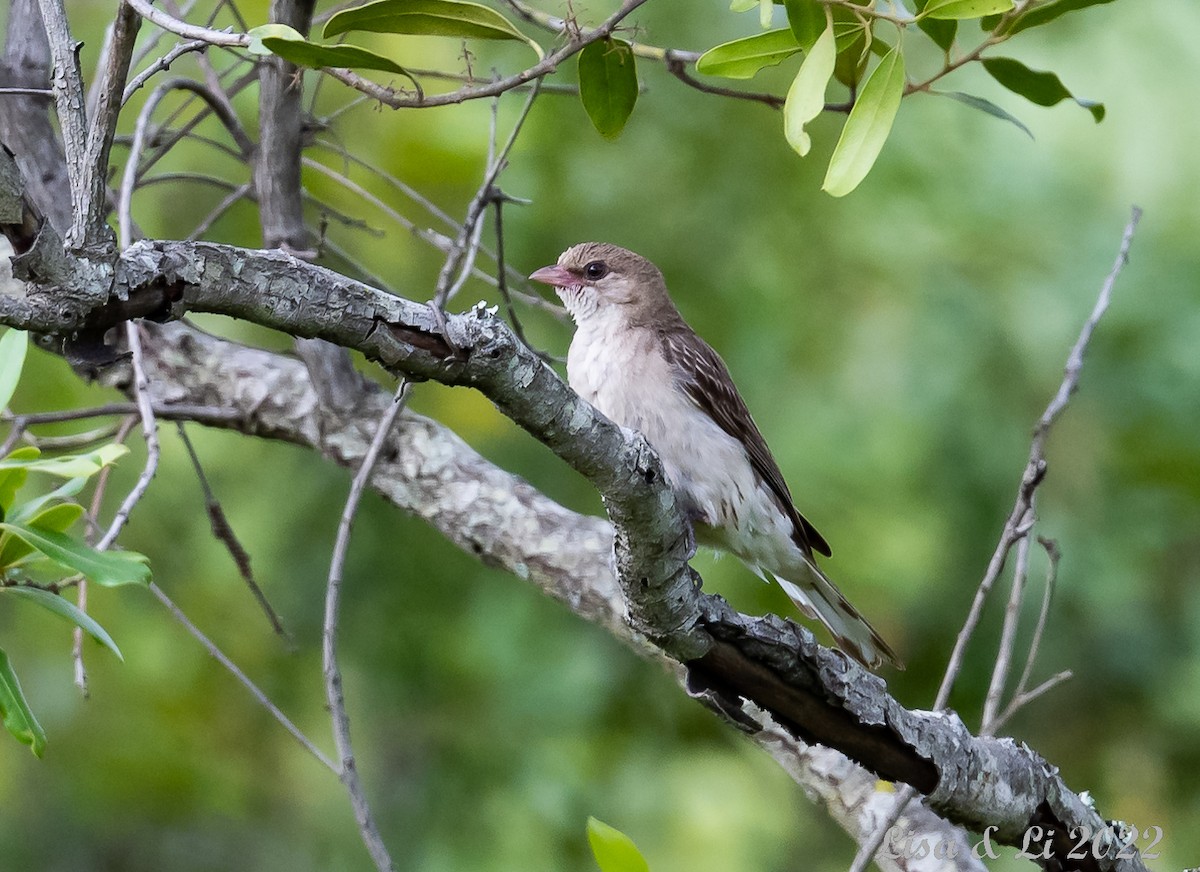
left=656, top=324, right=832, bottom=558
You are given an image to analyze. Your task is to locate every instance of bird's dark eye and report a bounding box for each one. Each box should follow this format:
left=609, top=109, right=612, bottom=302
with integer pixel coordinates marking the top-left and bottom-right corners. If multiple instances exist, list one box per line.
left=583, top=261, right=608, bottom=281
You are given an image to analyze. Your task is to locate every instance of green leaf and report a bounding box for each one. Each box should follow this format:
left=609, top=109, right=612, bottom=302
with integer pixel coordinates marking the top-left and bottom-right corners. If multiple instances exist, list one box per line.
left=0, top=467, right=27, bottom=515
left=6, top=477, right=85, bottom=526
left=0, top=523, right=150, bottom=587
left=911, top=0, right=957, bottom=51
left=248, top=24, right=415, bottom=77
left=0, top=503, right=84, bottom=567
left=0, top=586, right=123, bottom=660
left=1008, top=0, right=1116, bottom=35
left=324, top=0, right=529, bottom=44
left=823, top=46, right=905, bottom=197
left=922, top=0, right=1013, bottom=19
left=0, top=443, right=129, bottom=479
left=265, top=36, right=415, bottom=76
left=578, top=38, right=638, bottom=140
left=937, top=90, right=1033, bottom=138
left=783, top=22, right=836, bottom=157
left=0, top=329, right=28, bottom=411
left=246, top=23, right=302, bottom=55
left=784, top=0, right=826, bottom=50
left=695, top=29, right=801, bottom=80
left=982, top=57, right=1104, bottom=122
left=587, top=818, right=650, bottom=872
left=0, top=648, right=45, bottom=757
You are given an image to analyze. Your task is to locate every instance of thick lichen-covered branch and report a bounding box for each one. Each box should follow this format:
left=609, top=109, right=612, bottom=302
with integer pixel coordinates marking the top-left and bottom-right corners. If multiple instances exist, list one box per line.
left=0, top=147, right=1147, bottom=867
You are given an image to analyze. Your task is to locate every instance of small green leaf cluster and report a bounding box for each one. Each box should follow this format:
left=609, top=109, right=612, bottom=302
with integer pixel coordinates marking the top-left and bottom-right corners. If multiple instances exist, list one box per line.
left=0, top=331, right=150, bottom=758
left=248, top=0, right=542, bottom=93
left=698, top=0, right=1114, bottom=195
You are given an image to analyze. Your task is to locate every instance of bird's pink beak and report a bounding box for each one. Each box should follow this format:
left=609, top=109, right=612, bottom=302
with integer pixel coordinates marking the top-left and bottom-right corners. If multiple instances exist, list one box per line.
left=529, top=264, right=577, bottom=288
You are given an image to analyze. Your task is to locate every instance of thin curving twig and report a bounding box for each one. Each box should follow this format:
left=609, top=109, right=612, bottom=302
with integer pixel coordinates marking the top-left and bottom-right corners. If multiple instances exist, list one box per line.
left=324, top=378, right=412, bottom=872
left=151, top=581, right=336, bottom=771
left=175, top=421, right=292, bottom=643
left=934, top=206, right=1143, bottom=712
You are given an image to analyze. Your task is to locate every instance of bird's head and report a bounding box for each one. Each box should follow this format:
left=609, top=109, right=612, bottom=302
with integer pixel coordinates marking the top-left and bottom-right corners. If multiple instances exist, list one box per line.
left=529, top=242, right=673, bottom=324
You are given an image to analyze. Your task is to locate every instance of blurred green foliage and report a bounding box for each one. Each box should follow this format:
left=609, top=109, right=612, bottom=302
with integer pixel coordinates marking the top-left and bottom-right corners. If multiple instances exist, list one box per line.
left=0, top=0, right=1198, bottom=870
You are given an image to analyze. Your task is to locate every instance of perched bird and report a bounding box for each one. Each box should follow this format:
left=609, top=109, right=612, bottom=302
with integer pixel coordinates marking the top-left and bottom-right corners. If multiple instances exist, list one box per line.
left=530, top=242, right=900, bottom=669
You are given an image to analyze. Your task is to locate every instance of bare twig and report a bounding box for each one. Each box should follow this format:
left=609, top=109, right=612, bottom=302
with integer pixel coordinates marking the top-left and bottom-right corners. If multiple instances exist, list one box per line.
left=122, top=38, right=209, bottom=104
left=150, top=581, right=336, bottom=771
left=933, top=206, right=1143, bottom=713
left=75, top=1, right=140, bottom=247
left=76, top=414, right=139, bottom=696
left=982, top=506, right=1035, bottom=733
left=433, top=79, right=541, bottom=321
left=852, top=208, right=1143, bottom=872
left=119, top=77, right=253, bottom=248
left=846, top=783, right=919, bottom=872
left=991, top=538, right=1071, bottom=733
left=491, top=196, right=550, bottom=361
left=176, top=422, right=292, bottom=642
left=323, top=0, right=650, bottom=110
left=20, top=422, right=120, bottom=450
left=4, top=402, right=243, bottom=426
left=35, top=0, right=89, bottom=231
left=95, top=323, right=159, bottom=551
left=664, top=52, right=784, bottom=109
left=132, top=64, right=258, bottom=182
left=324, top=379, right=412, bottom=872
left=187, top=181, right=253, bottom=240
left=124, top=0, right=249, bottom=48
left=309, top=139, right=557, bottom=313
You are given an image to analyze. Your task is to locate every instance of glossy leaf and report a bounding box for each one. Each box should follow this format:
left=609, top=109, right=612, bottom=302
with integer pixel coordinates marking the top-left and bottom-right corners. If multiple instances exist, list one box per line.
left=832, top=12, right=868, bottom=88
left=923, top=0, right=1013, bottom=19
left=0, top=444, right=129, bottom=479
left=784, top=0, right=825, bottom=50
left=0, top=523, right=150, bottom=587
left=911, top=0, right=957, bottom=51
left=263, top=36, right=414, bottom=76
left=0, top=329, right=28, bottom=412
left=783, top=22, right=836, bottom=157
left=324, top=0, right=529, bottom=44
left=823, top=47, right=905, bottom=197
left=6, top=477, right=85, bottom=526
left=248, top=24, right=414, bottom=76
left=696, top=29, right=801, bottom=80
left=246, top=23, right=301, bottom=55
left=938, top=90, right=1033, bottom=139
left=0, top=503, right=84, bottom=567
left=0, top=467, right=27, bottom=516
left=587, top=818, right=650, bottom=872
left=1, top=586, right=122, bottom=660
left=0, top=649, right=44, bottom=757
left=578, top=39, right=638, bottom=140
left=1008, top=0, right=1116, bottom=35
left=982, top=57, right=1104, bottom=122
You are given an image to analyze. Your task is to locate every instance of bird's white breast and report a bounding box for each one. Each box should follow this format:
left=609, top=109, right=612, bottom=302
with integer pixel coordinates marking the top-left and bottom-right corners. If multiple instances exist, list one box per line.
left=567, top=315, right=798, bottom=574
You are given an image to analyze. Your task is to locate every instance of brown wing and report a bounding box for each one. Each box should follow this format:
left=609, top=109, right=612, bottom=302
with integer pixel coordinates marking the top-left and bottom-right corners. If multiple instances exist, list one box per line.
left=660, top=328, right=832, bottom=558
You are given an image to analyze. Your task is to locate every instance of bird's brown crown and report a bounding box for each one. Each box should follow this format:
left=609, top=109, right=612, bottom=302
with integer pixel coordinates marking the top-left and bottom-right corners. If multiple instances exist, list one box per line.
left=536, top=242, right=679, bottom=324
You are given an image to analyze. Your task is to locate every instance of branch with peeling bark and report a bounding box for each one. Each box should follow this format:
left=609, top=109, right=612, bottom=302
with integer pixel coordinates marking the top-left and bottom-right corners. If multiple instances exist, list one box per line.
left=0, top=135, right=1147, bottom=867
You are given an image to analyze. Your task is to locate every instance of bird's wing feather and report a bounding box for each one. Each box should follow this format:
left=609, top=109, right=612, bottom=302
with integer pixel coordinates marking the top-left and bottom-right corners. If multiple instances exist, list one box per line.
left=659, top=328, right=832, bottom=558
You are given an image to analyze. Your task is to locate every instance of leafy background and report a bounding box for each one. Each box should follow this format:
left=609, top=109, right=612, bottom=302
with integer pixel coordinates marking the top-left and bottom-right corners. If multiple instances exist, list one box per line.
left=1, top=0, right=1198, bottom=870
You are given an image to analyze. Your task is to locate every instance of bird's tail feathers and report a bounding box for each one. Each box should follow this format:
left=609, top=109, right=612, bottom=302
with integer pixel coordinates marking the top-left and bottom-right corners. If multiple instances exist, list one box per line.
left=774, top=564, right=902, bottom=670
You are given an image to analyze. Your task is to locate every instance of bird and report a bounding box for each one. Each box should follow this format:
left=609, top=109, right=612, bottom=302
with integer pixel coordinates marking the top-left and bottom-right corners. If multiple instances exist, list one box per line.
left=530, top=242, right=900, bottom=669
